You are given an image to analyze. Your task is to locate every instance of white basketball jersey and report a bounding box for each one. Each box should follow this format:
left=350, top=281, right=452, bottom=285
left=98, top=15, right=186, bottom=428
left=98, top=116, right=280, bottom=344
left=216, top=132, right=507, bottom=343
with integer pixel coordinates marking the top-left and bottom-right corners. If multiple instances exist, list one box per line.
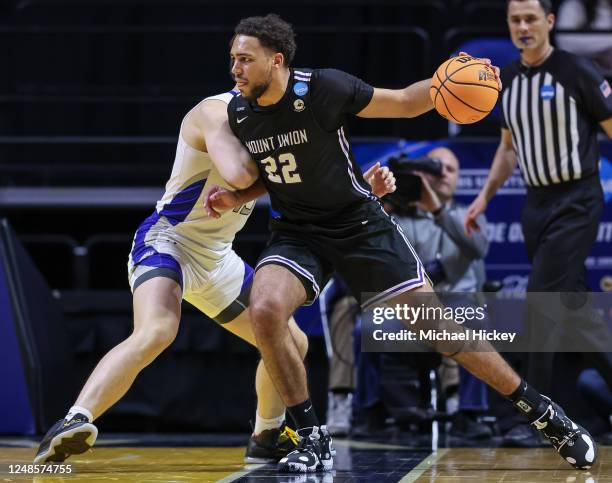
left=130, top=91, right=256, bottom=269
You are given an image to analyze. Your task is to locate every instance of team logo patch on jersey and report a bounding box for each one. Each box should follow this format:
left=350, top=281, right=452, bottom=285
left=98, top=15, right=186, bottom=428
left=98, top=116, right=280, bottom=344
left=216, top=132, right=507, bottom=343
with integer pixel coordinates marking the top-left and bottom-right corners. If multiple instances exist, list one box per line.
left=601, top=79, right=611, bottom=98
left=540, top=85, right=555, bottom=100
left=293, top=82, right=309, bottom=96
left=293, top=99, right=305, bottom=112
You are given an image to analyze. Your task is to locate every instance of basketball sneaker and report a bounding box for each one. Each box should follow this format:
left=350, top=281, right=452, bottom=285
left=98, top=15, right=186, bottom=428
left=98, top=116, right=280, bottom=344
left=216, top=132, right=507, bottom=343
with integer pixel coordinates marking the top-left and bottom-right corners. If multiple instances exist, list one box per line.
left=278, top=426, right=333, bottom=473
left=33, top=413, right=97, bottom=464
left=530, top=397, right=597, bottom=470
left=245, top=422, right=299, bottom=463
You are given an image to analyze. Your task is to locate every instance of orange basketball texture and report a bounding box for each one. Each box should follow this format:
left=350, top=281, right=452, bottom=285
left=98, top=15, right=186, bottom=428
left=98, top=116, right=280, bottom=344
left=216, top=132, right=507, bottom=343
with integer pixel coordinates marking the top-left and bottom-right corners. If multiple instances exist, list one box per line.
left=430, top=56, right=500, bottom=124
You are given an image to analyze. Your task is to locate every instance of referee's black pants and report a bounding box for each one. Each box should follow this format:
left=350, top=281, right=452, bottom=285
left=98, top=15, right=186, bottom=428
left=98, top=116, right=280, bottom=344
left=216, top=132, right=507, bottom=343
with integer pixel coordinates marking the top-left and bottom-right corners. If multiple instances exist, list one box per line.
left=521, top=174, right=612, bottom=395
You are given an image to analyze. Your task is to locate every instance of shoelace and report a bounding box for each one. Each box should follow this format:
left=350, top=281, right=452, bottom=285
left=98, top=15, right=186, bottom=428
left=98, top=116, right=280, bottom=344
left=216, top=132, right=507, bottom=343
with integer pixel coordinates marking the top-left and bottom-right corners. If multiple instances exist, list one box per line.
left=295, top=433, right=322, bottom=455
left=280, top=426, right=300, bottom=446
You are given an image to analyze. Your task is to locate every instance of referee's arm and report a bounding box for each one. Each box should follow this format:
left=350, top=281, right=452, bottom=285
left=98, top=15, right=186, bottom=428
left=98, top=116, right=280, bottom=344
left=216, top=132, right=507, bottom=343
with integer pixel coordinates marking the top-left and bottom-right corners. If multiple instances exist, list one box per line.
left=464, top=128, right=517, bottom=235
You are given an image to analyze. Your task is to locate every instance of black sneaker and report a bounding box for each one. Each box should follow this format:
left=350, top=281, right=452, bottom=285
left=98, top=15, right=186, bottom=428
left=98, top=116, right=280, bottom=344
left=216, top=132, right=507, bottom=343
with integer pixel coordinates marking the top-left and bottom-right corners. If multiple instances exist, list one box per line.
left=449, top=411, right=493, bottom=440
left=245, top=423, right=299, bottom=463
left=33, top=414, right=98, bottom=464
left=531, top=397, right=597, bottom=470
left=278, top=426, right=333, bottom=473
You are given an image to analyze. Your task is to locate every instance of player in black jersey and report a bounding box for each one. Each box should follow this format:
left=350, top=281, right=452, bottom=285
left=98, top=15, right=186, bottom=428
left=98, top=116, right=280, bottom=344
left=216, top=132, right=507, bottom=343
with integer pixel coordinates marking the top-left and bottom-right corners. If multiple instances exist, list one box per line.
left=207, top=13, right=598, bottom=473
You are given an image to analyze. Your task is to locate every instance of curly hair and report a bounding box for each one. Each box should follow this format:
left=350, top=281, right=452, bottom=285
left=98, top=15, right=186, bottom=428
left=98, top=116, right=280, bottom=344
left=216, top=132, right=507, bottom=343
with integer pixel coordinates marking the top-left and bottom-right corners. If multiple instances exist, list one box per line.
left=232, top=14, right=297, bottom=67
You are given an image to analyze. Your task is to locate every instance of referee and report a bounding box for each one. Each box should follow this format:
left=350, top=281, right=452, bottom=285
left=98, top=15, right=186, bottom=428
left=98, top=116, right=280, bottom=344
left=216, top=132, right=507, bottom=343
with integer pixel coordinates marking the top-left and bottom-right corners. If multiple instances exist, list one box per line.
left=464, top=0, right=612, bottom=446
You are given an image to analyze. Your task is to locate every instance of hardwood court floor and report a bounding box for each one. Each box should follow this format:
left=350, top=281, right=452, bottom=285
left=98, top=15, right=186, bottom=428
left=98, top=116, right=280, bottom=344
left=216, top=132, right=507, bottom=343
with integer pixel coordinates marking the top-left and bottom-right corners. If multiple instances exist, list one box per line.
left=0, top=436, right=609, bottom=482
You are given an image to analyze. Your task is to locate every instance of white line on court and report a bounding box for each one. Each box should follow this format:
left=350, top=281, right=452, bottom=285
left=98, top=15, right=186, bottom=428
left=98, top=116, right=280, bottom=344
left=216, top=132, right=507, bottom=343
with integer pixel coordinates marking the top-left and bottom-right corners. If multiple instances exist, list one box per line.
left=332, top=438, right=414, bottom=451
left=398, top=448, right=449, bottom=482
left=216, top=463, right=266, bottom=483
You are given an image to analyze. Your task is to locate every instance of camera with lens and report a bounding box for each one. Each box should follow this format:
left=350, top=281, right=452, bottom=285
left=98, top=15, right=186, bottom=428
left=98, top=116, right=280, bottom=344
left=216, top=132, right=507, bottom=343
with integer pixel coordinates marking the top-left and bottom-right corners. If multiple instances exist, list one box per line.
left=383, top=154, right=443, bottom=210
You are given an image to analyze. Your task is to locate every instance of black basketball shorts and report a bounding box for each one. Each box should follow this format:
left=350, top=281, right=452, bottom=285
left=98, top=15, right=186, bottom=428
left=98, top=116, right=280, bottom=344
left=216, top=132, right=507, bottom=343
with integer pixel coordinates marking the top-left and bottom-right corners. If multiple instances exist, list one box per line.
left=256, top=201, right=425, bottom=310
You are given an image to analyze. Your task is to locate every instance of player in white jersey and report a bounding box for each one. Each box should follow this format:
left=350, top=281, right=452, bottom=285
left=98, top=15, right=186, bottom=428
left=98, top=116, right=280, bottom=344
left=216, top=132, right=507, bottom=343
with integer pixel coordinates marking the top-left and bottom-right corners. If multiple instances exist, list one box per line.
left=127, top=91, right=261, bottom=322
left=34, top=90, right=395, bottom=465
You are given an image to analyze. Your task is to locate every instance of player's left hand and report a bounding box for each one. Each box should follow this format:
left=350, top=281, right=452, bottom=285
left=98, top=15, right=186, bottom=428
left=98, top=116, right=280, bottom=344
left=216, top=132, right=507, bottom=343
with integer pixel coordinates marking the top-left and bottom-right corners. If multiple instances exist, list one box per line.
left=412, top=171, right=442, bottom=213
left=364, top=162, right=396, bottom=197
left=204, top=185, right=239, bottom=219
left=458, top=51, right=502, bottom=91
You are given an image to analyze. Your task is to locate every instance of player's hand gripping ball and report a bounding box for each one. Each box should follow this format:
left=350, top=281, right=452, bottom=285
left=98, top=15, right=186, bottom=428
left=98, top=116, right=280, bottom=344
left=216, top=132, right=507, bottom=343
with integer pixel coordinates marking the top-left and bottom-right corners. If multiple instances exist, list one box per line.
left=430, top=55, right=500, bottom=124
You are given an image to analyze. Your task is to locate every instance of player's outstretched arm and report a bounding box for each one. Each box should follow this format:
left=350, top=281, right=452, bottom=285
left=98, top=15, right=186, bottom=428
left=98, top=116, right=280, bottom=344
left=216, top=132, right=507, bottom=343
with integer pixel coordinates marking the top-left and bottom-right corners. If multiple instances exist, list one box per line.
left=464, top=128, right=517, bottom=235
left=357, top=53, right=500, bottom=119
left=357, top=80, right=434, bottom=119
left=193, top=99, right=259, bottom=189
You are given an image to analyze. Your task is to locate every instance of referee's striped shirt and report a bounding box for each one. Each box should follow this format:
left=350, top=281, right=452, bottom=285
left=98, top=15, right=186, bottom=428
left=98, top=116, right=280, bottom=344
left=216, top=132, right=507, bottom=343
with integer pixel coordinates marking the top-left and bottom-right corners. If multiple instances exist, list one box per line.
left=501, top=49, right=612, bottom=187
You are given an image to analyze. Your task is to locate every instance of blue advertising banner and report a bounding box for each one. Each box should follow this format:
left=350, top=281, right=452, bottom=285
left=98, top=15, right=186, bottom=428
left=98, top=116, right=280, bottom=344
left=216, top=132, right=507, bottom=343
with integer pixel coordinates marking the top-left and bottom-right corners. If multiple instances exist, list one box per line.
left=352, top=139, right=612, bottom=293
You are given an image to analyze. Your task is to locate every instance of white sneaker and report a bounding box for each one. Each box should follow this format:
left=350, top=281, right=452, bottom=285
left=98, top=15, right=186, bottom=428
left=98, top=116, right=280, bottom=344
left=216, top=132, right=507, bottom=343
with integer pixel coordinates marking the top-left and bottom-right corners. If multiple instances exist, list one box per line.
left=326, top=392, right=352, bottom=437
left=278, top=426, right=333, bottom=473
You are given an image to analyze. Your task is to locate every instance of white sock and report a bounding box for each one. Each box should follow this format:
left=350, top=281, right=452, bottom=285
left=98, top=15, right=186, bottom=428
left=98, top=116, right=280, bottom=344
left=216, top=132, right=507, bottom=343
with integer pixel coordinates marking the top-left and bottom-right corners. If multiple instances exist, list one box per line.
left=66, top=405, right=94, bottom=422
left=254, top=412, right=285, bottom=435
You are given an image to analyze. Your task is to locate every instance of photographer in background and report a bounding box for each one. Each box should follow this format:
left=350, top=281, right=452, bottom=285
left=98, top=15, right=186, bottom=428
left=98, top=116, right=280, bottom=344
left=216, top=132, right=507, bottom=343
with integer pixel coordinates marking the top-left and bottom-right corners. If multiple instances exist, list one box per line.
left=385, top=147, right=492, bottom=440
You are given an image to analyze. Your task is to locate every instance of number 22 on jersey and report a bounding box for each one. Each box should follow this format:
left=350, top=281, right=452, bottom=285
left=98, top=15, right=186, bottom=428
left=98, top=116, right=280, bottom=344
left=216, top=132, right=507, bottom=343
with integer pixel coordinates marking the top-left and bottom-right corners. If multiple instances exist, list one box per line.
left=261, top=152, right=302, bottom=184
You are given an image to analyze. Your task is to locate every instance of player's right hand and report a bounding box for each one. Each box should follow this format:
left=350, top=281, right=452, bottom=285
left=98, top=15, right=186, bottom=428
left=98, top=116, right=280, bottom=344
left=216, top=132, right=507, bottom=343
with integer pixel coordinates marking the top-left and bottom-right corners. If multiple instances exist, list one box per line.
left=204, top=185, right=239, bottom=219
left=464, top=194, right=487, bottom=235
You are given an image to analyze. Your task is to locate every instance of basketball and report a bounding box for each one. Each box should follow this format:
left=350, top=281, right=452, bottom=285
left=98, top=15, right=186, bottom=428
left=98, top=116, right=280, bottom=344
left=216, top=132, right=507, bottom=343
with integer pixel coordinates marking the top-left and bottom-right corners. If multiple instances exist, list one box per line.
left=430, top=55, right=500, bottom=124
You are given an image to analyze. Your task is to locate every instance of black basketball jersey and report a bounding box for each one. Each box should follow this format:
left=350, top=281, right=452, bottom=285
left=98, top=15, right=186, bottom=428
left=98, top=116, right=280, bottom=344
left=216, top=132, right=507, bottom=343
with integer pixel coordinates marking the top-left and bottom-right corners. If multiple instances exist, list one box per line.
left=228, top=68, right=375, bottom=223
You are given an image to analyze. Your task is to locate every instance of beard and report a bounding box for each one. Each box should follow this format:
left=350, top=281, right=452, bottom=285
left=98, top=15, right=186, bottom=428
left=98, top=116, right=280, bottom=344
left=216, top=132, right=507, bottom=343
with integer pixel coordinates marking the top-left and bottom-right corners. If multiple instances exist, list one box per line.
left=242, top=80, right=270, bottom=101
left=239, top=66, right=273, bottom=102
